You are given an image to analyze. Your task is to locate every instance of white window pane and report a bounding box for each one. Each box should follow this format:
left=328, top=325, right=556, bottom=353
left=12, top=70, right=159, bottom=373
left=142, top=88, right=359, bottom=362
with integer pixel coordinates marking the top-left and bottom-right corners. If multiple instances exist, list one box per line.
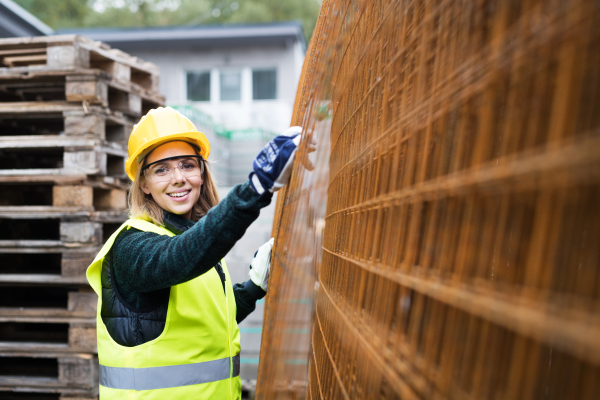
left=187, top=71, right=210, bottom=101
left=253, top=69, right=277, bottom=100
left=220, top=71, right=241, bottom=101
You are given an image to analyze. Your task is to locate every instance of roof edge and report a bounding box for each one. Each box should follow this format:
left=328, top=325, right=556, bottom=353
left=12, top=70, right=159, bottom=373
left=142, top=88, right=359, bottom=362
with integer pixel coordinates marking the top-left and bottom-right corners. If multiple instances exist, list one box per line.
left=0, top=0, right=54, bottom=35
left=57, top=20, right=305, bottom=49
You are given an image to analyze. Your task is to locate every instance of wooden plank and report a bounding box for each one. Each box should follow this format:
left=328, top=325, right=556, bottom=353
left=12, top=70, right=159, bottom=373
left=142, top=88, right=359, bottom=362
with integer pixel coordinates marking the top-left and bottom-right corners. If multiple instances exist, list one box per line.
left=0, top=136, right=98, bottom=148
left=0, top=34, right=81, bottom=47
left=3, top=54, right=47, bottom=67
left=0, top=48, right=46, bottom=56
left=0, top=240, right=64, bottom=248
left=0, top=274, right=87, bottom=284
left=47, top=45, right=89, bottom=69
left=59, top=356, right=98, bottom=387
left=0, top=206, right=92, bottom=218
left=0, top=175, right=85, bottom=184
left=0, top=169, right=96, bottom=178
left=108, top=88, right=142, bottom=116
left=65, top=76, right=108, bottom=106
left=0, top=308, right=94, bottom=323
left=64, top=112, right=106, bottom=137
left=68, top=291, right=97, bottom=313
left=60, top=222, right=102, bottom=245
left=53, top=186, right=93, bottom=208
left=62, top=251, right=95, bottom=278
left=98, top=60, right=131, bottom=84
left=93, top=188, right=126, bottom=210
left=0, top=101, right=90, bottom=113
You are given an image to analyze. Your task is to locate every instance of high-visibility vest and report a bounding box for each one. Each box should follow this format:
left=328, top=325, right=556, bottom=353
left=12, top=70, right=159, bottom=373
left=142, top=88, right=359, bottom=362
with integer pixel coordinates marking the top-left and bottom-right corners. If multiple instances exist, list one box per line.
left=86, top=218, right=241, bottom=399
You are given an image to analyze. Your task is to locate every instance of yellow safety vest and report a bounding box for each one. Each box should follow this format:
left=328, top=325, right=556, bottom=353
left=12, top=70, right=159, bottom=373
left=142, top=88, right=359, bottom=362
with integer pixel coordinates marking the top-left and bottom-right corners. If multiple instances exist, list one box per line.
left=86, top=218, right=241, bottom=399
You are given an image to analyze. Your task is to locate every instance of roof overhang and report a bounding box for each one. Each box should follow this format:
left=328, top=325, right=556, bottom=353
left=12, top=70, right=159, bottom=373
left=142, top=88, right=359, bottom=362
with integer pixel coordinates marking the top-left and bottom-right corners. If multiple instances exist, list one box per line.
left=0, top=0, right=53, bottom=37
left=60, top=22, right=306, bottom=53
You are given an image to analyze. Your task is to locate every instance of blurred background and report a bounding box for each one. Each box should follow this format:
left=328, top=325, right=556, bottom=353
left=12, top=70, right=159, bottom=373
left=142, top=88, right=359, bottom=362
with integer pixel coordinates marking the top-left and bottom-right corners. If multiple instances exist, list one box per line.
left=1, top=0, right=320, bottom=393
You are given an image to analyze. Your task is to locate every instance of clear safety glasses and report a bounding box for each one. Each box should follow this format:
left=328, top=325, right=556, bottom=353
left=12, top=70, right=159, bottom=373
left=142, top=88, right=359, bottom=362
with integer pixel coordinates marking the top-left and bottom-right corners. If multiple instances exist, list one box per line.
left=142, top=155, right=205, bottom=183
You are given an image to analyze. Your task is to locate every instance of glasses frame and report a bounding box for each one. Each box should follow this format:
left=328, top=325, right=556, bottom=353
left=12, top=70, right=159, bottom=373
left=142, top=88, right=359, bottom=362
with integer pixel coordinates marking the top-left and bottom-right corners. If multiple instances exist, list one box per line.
left=142, top=155, right=205, bottom=183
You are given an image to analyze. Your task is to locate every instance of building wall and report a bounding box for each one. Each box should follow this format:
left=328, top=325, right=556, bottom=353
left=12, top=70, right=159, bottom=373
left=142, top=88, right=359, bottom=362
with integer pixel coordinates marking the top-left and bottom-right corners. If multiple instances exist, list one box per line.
left=131, top=41, right=303, bottom=134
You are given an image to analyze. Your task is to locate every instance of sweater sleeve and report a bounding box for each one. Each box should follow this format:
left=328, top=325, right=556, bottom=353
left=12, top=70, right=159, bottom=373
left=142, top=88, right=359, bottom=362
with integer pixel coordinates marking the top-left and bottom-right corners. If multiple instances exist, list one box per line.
left=233, top=279, right=266, bottom=323
left=112, top=182, right=272, bottom=298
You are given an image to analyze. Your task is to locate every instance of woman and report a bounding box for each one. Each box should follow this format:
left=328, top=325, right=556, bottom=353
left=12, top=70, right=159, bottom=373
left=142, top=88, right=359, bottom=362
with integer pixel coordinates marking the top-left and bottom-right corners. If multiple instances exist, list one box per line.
left=86, top=107, right=301, bottom=399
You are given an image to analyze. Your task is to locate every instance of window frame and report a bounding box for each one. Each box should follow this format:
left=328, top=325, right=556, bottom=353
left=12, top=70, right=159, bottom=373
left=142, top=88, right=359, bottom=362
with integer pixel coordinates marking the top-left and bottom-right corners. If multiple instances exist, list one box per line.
left=185, top=70, right=212, bottom=102
left=251, top=68, right=278, bottom=101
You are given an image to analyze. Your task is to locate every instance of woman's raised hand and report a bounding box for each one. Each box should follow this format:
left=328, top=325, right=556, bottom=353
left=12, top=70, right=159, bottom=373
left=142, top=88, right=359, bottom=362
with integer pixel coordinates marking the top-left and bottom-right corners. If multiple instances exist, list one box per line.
left=248, top=126, right=302, bottom=194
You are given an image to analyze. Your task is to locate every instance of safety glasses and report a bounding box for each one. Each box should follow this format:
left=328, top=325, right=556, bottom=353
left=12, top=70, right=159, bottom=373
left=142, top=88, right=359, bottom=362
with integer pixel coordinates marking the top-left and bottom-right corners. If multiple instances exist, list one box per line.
left=142, top=155, right=205, bottom=183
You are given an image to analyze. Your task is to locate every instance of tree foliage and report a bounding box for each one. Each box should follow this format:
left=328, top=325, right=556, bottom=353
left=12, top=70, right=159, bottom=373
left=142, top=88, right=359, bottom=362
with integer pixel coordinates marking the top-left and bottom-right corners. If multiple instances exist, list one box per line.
left=13, top=0, right=321, bottom=41
left=13, top=0, right=89, bottom=28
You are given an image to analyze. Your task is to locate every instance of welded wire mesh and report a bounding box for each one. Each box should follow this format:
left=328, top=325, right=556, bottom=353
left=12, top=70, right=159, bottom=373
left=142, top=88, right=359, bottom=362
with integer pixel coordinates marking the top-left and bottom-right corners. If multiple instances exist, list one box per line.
left=256, top=0, right=600, bottom=399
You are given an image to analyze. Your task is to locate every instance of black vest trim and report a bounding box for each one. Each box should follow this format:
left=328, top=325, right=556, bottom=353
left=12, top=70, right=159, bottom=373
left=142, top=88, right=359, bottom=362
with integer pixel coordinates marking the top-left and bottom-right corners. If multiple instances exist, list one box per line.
left=101, top=248, right=169, bottom=347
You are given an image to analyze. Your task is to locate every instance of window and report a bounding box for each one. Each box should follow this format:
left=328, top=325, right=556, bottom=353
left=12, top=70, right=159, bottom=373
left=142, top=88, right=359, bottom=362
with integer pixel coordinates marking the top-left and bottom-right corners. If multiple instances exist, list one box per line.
left=220, top=71, right=241, bottom=101
left=187, top=71, right=210, bottom=101
left=252, top=69, right=277, bottom=100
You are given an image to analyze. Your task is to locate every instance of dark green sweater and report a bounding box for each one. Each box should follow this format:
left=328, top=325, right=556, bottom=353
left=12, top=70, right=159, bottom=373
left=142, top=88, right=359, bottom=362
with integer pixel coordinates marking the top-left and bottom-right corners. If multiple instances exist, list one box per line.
left=112, top=181, right=271, bottom=323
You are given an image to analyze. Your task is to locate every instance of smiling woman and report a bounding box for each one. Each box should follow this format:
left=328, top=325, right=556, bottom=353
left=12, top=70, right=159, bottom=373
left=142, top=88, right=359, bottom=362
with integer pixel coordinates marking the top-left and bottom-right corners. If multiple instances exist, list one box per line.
left=141, top=142, right=204, bottom=218
left=85, top=106, right=303, bottom=399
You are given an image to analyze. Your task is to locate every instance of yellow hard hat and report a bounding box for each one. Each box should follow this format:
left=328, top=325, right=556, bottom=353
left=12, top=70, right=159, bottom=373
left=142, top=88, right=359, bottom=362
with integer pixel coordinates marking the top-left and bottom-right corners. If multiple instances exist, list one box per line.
left=126, top=107, right=211, bottom=181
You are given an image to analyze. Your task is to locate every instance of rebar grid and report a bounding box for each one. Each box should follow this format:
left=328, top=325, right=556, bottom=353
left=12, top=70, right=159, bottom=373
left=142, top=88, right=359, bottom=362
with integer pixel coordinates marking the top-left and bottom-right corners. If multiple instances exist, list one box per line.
left=256, top=0, right=600, bottom=399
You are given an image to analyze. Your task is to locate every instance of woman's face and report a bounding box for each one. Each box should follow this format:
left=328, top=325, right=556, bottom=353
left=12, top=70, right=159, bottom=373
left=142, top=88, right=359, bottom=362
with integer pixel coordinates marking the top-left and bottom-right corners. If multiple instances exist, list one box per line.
left=140, top=141, right=203, bottom=219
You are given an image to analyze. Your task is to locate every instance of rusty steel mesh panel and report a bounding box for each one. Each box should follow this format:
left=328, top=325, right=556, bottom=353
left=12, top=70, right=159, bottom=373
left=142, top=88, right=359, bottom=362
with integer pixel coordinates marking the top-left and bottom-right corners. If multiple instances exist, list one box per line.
left=256, top=0, right=600, bottom=399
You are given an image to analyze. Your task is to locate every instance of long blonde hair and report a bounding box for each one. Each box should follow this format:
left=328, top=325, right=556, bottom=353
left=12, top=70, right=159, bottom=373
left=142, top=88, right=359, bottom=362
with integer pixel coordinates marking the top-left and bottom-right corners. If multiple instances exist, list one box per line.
left=128, top=144, right=220, bottom=226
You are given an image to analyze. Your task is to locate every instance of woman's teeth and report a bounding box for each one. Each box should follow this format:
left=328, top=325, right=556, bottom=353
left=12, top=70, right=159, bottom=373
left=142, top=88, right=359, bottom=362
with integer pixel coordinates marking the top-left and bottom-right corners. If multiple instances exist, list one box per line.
left=168, top=190, right=190, bottom=198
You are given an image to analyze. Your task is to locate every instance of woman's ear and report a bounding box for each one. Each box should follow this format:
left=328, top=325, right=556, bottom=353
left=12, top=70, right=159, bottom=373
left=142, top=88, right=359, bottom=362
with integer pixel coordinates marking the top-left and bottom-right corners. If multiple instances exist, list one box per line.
left=141, top=182, right=151, bottom=195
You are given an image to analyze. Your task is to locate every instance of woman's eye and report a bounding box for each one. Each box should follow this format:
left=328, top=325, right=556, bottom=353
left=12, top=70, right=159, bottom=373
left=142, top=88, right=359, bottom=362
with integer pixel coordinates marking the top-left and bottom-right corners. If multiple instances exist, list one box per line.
left=154, top=167, right=168, bottom=175
left=182, top=163, right=195, bottom=170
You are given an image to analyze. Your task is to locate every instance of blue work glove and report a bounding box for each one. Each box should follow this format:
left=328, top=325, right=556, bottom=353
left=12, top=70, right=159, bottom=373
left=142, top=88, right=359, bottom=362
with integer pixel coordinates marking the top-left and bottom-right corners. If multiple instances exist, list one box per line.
left=249, top=126, right=302, bottom=194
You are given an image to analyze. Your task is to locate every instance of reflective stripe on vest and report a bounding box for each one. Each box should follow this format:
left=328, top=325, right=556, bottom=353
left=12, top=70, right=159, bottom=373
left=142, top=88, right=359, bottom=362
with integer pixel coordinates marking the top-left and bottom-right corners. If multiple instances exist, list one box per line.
left=100, top=354, right=241, bottom=390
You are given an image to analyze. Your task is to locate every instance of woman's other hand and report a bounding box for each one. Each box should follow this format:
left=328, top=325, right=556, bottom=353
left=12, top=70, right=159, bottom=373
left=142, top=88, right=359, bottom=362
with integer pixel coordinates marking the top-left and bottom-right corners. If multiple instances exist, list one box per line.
left=249, top=238, right=274, bottom=292
left=249, top=126, right=302, bottom=194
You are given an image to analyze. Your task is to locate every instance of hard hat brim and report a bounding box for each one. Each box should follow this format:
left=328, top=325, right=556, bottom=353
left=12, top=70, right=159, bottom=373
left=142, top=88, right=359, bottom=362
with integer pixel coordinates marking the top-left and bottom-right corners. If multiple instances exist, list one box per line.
left=126, top=131, right=210, bottom=181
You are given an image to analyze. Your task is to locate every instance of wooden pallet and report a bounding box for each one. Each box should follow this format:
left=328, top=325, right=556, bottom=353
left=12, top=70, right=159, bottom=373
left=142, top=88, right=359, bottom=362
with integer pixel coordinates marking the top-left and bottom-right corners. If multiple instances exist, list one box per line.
left=0, top=140, right=127, bottom=178
left=0, top=102, right=135, bottom=144
left=0, top=286, right=95, bottom=314
left=0, top=35, right=159, bottom=96
left=0, top=211, right=124, bottom=242
left=0, top=286, right=96, bottom=352
left=0, top=352, right=98, bottom=397
left=0, top=244, right=102, bottom=285
left=0, top=322, right=96, bottom=353
left=0, top=74, right=163, bottom=117
left=0, top=184, right=126, bottom=211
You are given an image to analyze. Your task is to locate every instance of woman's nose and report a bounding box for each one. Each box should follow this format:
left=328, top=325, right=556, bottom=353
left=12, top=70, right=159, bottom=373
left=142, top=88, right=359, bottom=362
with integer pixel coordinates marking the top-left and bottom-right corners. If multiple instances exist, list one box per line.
left=171, top=166, right=186, bottom=183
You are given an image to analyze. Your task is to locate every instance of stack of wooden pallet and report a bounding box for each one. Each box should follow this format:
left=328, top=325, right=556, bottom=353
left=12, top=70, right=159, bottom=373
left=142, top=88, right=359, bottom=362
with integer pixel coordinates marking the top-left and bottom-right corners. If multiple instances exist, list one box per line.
left=0, top=35, right=164, bottom=400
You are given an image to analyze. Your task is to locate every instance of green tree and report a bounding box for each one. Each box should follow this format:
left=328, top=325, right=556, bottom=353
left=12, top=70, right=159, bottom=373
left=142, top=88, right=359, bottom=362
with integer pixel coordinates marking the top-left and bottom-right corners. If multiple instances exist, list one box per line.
left=14, top=0, right=321, bottom=42
left=13, top=0, right=91, bottom=29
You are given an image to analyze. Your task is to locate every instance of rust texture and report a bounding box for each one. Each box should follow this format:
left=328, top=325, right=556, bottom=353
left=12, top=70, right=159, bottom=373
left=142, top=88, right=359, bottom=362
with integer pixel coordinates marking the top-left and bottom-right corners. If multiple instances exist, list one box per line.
left=256, top=0, right=600, bottom=399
